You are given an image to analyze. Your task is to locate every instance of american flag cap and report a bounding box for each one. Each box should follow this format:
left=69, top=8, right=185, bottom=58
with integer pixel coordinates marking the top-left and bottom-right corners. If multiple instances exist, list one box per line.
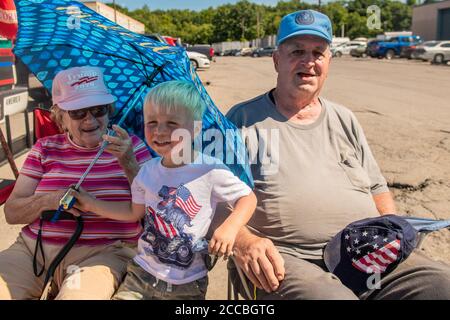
left=324, top=214, right=418, bottom=293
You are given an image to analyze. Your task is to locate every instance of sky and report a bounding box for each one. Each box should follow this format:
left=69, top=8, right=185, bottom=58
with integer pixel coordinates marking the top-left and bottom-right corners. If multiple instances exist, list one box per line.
left=98, top=0, right=321, bottom=11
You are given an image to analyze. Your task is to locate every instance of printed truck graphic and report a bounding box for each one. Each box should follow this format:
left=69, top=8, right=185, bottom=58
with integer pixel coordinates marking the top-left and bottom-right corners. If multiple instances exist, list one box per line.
left=142, top=184, right=202, bottom=268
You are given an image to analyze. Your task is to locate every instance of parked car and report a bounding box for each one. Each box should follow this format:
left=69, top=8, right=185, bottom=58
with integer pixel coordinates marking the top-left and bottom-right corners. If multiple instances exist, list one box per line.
left=162, top=35, right=182, bottom=47
left=367, top=40, right=381, bottom=57
left=142, top=33, right=167, bottom=44
left=221, top=49, right=240, bottom=56
left=400, top=41, right=437, bottom=60
left=416, top=40, right=450, bottom=64
left=332, top=41, right=366, bottom=57
left=252, top=46, right=276, bottom=57
left=350, top=44, right=368, bottom=58
left=141, top=35, right=210, bottom=70
left=331, top=37, right=350, bottom=49
left=186, top=44, right=214, bottom=61
left=239, top=47, right=253, bottom=56
left=370, top=35, right=421, bottom=59
left=186, top=51, right=210, bottom=70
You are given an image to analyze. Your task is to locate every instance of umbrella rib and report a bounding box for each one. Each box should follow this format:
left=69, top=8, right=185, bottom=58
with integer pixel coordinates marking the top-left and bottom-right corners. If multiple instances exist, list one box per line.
left=110, top=61, right=169, bottom=125
left=128, top=42, right=151, bottom=80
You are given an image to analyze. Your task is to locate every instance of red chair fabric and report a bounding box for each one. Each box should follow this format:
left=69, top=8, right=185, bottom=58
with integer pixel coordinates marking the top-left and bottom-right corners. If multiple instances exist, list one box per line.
left=0, top=179, right=15, bottom=204
left=33, top=108, right=62, bottom=140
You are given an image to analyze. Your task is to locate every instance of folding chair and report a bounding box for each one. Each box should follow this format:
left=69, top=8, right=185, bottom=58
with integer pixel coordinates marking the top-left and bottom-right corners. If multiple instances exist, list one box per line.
left=32, top=107, right=61, bottom=144
left=0, top=126, right=19, bottom=205
left=227, top=216, right=450, bottom=300
left=227, top=255, right=254, bottom=300
left=0, top=107, right=61, bottom=205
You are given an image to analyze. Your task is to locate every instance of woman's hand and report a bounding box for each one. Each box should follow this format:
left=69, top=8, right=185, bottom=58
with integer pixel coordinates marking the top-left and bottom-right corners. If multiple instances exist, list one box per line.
left=103, top=125, right=134, bottom=164
left=103, top=124, right=140, bottom=184
left=4, top=175, right=84, bottom=224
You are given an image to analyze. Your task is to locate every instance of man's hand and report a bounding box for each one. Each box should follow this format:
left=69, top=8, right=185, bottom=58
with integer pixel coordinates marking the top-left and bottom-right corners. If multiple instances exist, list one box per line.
left=233, top=228, right=285, bottom=293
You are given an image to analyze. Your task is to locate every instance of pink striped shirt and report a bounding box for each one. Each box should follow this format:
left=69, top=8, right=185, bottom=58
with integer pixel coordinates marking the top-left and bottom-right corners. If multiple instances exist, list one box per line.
left=21, top=133, right=152, bottom=245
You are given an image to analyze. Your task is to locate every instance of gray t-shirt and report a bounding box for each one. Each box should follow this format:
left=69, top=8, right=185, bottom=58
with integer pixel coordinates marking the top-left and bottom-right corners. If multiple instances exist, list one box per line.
left=226, top=91, right=389, bottom=259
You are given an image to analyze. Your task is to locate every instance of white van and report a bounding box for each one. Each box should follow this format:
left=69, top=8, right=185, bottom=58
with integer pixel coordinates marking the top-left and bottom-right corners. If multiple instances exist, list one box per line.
left=332, top=41, right=367, bottom=57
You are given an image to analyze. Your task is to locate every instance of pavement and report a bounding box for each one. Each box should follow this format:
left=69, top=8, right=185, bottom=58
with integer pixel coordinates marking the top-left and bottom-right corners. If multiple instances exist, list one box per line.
left=0, top=55, right=449, bottom=299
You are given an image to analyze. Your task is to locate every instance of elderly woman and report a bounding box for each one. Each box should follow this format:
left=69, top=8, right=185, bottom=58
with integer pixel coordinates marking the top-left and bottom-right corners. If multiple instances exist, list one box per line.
left=0, top=66, right=152, bottom=299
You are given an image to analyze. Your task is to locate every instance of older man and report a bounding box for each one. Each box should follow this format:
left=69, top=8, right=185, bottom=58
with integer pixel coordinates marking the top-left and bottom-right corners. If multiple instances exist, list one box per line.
left=226, top=10, right=450, bottom=299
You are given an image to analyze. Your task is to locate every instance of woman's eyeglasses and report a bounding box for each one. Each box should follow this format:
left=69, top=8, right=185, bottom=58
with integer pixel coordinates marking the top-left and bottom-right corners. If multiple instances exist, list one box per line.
left=67, top=105, right=110, bottom=120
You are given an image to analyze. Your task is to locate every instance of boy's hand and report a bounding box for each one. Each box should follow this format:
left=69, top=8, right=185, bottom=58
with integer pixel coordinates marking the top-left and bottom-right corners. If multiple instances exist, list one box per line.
left=209, top=224, right=238, bottom=258
left=51, top=189, right=82, bottom=217
left=68, top=186, right=97, bottom=213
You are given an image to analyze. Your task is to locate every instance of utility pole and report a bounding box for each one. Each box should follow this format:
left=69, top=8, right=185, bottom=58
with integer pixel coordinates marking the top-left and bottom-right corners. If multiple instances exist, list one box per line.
left=256, top=10, right=261, bottom=39
left=113, top=0, right=117, bottom=23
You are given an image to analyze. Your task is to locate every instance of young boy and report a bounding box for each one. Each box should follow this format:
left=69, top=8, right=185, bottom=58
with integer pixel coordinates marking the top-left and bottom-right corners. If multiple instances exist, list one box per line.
left=71, top=80, right=256, bottom=300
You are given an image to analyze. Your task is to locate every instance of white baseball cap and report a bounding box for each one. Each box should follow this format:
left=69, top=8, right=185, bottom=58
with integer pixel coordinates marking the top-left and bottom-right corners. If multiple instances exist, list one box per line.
left=52, top=66, right=117, bottom=111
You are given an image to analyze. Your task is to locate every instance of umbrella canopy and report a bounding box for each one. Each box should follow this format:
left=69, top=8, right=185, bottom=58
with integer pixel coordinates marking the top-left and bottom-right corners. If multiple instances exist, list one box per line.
left=13, top=0, right=253, bottom=187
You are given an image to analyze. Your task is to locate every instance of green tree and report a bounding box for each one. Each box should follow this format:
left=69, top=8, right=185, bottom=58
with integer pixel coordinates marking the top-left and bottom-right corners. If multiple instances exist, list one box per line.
left=107, top=0, right=413, bottom=44
left=321, top=1, right=348, bottom=37
left=211, top=1, right=260, bottom=42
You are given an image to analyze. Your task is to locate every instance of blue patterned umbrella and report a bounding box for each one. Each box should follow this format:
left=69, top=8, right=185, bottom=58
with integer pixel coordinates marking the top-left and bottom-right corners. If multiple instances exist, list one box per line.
left=13, top=0, right=253, bottom=187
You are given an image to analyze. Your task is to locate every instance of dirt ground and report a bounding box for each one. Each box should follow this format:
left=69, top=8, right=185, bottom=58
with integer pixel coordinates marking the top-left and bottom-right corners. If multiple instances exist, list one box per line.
left=0, top=56, right=449, bottom=299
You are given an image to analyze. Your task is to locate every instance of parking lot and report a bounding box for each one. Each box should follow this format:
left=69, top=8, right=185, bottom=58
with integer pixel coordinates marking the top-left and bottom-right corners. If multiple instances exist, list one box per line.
left=0, top=55, right=449, bottom=299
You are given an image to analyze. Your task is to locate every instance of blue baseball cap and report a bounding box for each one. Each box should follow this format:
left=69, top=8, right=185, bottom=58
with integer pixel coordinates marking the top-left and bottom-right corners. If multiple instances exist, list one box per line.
left=277, top=10, right=333, bottom=46
left=324, top=215, right=418, bottom=293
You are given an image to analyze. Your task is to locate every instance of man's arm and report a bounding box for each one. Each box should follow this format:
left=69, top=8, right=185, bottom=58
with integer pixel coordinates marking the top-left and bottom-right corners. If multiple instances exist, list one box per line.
left=227, top=101, right=284, bottom=293
left=233, top=226, right=285, bottom=293
left=373, top=191, right=396, bottom=215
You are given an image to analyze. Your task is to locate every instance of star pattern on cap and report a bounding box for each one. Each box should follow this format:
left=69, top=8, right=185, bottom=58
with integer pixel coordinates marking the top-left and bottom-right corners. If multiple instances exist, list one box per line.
left=344, top=228, right=401, bottom=275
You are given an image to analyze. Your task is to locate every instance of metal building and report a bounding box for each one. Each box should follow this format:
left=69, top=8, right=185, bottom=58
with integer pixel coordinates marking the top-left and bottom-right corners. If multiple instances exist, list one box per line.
left=81, top=1, right=145, bottom=34
left=412, top=0, right=450, bottom=41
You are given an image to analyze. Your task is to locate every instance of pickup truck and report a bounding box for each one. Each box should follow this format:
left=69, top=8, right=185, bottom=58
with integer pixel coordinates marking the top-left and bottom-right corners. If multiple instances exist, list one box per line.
left=368, top=35, right=421, bottom=59
left=186, top=44, right=215, bottom=61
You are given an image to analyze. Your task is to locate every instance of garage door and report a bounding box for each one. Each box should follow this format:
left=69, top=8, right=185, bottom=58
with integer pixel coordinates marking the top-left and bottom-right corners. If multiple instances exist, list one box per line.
left=438, top=8, right=450, bottom=40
